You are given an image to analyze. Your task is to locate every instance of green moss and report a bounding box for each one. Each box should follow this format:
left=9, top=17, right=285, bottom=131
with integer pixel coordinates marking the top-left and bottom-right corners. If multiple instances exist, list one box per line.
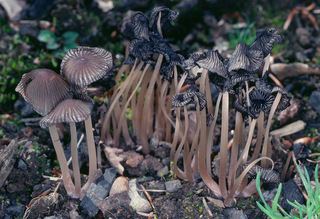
left=228, top=23, right=256, bottom=49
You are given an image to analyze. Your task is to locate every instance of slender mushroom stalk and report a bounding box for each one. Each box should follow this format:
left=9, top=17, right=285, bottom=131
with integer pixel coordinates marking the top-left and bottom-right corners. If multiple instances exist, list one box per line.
left=84, top=116, right=98, bottom=182
left=70, top=122, right=81, bottom=196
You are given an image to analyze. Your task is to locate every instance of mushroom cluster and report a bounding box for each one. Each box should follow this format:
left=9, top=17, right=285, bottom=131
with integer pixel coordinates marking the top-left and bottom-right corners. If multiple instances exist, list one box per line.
left=16, top=47, right=113, bottom=198
left=170, top=28, right=291, bottom=205
left=100, top=7, right=186, bottom=154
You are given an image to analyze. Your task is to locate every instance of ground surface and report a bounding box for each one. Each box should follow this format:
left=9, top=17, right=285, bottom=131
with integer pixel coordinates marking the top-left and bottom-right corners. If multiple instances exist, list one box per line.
left=0, top=0, right=320, bottom=218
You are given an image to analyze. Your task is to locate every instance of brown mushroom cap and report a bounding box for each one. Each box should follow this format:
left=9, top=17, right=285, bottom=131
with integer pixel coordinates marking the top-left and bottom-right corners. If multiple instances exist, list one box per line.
left=39, top=99, right=92, bottom=128
left=60, top=47, right=113, bottom=87
left=15, top=69, right=71, bottom=116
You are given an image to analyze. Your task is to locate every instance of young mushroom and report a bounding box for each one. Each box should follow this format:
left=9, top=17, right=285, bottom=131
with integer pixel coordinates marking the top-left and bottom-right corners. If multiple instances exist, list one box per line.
left=60, top=46, right=113, bottom=183
left=16, top=46, right=113, bottom=199
left=40, top=99, right=93, bottom=198
left=15, top=68, right=76, bottom=197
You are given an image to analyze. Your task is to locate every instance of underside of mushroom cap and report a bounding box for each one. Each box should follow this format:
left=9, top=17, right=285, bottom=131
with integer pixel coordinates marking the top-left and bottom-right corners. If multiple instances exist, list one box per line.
left=61, top=47, right=113, bottom=87
left=40, top=99, right=93, bottom=128
left=15, top=68, right=71, bottom=116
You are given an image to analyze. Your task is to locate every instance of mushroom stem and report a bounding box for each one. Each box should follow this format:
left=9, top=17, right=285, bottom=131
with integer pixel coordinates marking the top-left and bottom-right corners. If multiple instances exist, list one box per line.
left=48, top=126, right=76, bottom=197
left=261, top=92, right=282, bottom=167
left=84, top=116, right=98, bottom=181
left=70, top=122, right=81, bottom=197
left=219, top=92, right=229, bottom=198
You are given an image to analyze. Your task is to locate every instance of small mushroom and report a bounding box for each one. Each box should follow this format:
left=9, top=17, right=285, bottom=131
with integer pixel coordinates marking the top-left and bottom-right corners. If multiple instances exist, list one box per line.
left=40, top=99, right=94, bottom=197
left=15, top=69, right=76, bottom=198
left=228, top=43, right=263, bottom=73
left=250, top=28, right=283, bottom=58
left=60, top=46, right=113, bottom=87
left=15, top=69, right=71, bottom=116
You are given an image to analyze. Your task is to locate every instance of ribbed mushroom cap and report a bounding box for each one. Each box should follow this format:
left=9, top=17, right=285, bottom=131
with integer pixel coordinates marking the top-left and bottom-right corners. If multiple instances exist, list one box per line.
left=228, top=44, right=263, bottom=72
left=15, top=69, right=71, bottom=116
left=61, top=47, right=113, bottom=87
left=40, top=99, right=92, bottom=128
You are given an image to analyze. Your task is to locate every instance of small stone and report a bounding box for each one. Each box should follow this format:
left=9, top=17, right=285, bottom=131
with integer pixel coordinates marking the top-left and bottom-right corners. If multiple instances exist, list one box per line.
left=140, top=155, right=163, bottom=174
left=103, top=167, right=117, bottom=185
left=309, top=91, right=320, bottom=113
left=165, top=180, right=182, bottom=193
left=81, top=183, right=109, bottom=217
left=6, top=204, right=24, bottom=217
left=280, top=179, right=305, bottom=212
left=162, top=157, right=170, bottom=166
left=157, top=166, right=169, bottom=177
left=110, top=176, right=129, bottom=196
left=18, top=159, right=27, bottom=170
left=80, top=196, right=99, bottom=218
left=223, top=208, right=248, bottom=219
left=128, top=179, right=152, bottom=213
left=123, top=151, right=144, bottom=168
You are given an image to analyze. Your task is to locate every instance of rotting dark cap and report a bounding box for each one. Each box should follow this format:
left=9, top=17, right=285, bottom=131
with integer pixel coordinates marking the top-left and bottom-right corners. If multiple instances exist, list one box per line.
left=228, top=43, right=263, bottom=73
left=61, top=47, right=113, bottom=87
left=15, top=69, right=71, bottom=116
left=40, top=99, right=93, bottom=128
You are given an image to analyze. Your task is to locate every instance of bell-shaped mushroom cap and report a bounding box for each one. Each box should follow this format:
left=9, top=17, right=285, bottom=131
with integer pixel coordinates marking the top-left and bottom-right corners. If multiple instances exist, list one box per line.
left=149, top=6, right=179, bottom=29
left=15, top=69, right=71, bottom=116
left=40, top=99, right=93, bottom=128
left=197, top=50, right=228, bottom=77
left=121, top=11, right=149, bottom=40
left=250, top=28, right=283, bottom=58
left=228, top=44, right=263, bottom=72
left=61, top=47, right=113, bottom=87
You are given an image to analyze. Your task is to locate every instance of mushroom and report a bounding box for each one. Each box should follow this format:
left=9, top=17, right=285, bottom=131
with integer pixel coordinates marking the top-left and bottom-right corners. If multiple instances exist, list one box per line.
left=40, top=99, right=93, bottom=197
left=15, top=69, right=71, bottom=116
left=60, top=46, right=113, bottom=190
left=16, top=46, right=113, bottom=199
left=15, top=69, right=77, bottom=197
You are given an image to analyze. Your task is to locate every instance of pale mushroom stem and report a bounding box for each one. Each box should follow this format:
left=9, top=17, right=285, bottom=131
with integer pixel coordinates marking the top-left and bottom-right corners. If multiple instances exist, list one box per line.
left=84, top=116, right=97, bottom=181
left=70, top=122, right=81, bottom=197
left=48, top=126, right=76, bottom=197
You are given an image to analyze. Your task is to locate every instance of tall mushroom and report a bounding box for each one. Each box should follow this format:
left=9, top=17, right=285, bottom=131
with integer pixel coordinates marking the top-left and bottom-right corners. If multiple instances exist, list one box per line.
left=60, top=46, right=113, bottom=182
left=40, top=99, right=93, bottom=197
left=15, top=69, right=77, bottom=197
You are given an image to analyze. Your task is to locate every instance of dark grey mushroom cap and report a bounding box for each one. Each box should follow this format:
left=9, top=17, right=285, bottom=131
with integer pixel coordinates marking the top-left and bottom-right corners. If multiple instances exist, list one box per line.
left=228, top=44, right=263, bottom=72
left=61, top=47, right=113, bottom=87
left=40, top=99, right=93, bottom=128
left=15, top=69, right=71, bottom=116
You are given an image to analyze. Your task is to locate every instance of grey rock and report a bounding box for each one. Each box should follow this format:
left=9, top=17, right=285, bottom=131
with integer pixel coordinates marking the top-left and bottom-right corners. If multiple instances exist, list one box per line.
left=157, top=166, right=169, bottom=177
left=14, top=100, right=35, bottom=117
left=18, top=159, right=27, bottom=170
left=165, top=180, right=182, bottom=193
left=44, top=216, right=63, bottom=219
left=128, top=179, right=152, bottom=213
left=309, top=91, right=320, bottom=113
left=103, top=167, right=117, bottom=184
left=223, top=208, right=248, bottom=219
left=162, top=157, right=170, bottom=166
left=81, top=182, right=110, bottom=217
left=6, top=204, right=24, bottom=216
left=80, top=196, right=99, bottom=217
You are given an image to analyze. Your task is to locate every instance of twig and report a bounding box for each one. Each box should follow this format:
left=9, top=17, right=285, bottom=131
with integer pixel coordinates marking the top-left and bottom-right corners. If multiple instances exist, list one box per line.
left=270, top=63, right=320, bottom=80
left=67, top=133, right=84, bottom=166
left=140, top=185, right=155, bottom=211
left=202, top=197, right=213, bottom=217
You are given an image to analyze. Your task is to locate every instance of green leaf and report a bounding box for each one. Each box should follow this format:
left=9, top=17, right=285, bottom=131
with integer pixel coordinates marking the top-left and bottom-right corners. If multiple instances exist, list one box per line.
left=272, top=183, right=282, bottom=211
left=62, top=31, right=79, bottom=43
left=63, top=42, right=77, bottom=50
left=38, top=30, right=56, bottom=43
left=46, top=41, right=60, bottom=50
